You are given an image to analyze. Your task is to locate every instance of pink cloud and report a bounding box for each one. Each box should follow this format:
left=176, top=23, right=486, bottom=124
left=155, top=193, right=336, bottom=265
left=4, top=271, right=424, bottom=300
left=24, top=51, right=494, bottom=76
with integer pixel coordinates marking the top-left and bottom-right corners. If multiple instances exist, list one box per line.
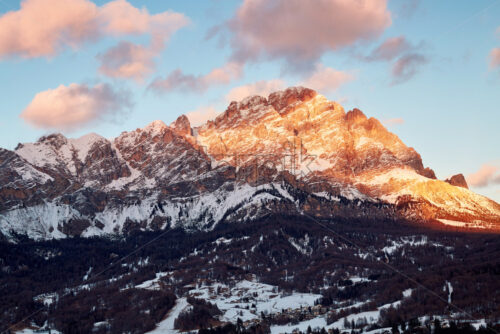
left=490, top=48, right=500, bottom=69
left=20, top=83, right=131, bottom=132
left=467, top=164, right=500, bottom=188
left=366, top=36, right=413, bottom=61
left=225, top=79, right=286, bottom=102
left=382, top=118, right=405, bottom=126
left=0, top=0, right=98, bottom=58
left=391, top=53, right=428, bottom=85
left=186, top=106, right=219, bottom=126
left=149, top=62, right=243, bottom=94
left=97, top=1, right=189, bottom=81
left=0, top=0, right=188, bottom=62
left=300, top=64, right=354, bottom=93
left=98, top=0, right=187, bottom=37
left=218, top=0, right=391, bottom=70
left=223, top=65, right=352, bottom=102
left=97, top=42, right=155, bottom=82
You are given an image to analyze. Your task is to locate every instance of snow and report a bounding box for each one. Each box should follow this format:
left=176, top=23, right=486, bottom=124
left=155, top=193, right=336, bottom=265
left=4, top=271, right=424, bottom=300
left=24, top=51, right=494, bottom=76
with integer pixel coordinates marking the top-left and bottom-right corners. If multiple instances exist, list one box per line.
left=364, top=328, right=392, bottom=334
left=16, top=133, right=107, bottom=176
left=12, top=163, right=53, bottom=184
left=144, top=120, right=168, bottom=137
left=445, top=281, right=453, bottom=303
left=272, top=183, right=295, bottom=202
left=5, top=95, right=499, bottom=242
left=362, top=167, right=429, bottom=187
left=402, top=288, right=413, bottom=298
left=257, top=293, right=321, bottom=315
left=104, top=144, right=142, bottom=190
left=340, top=186, right=369, bottom=201
left=34, top=292, right=58, bottom=306
left=136, top=272, right=171, bottom=290
left=0, top=202, right=77, bottom=240
left=147, top=298, right=191, bottom=334
left=382, top=236, right=429, bottom=255
left=83, top=267, right=93, bottom=281
left=359, top=167, right=499, bottom=221
left=70, top=133, right=106, bottom=162
left=471, top=319, right=487, bottom=330
left=438, top=219, right=469, bottom=228
left=214, top=237, right=234, bottom=245
left=270, top=299, right=399, bottom=334
left=1, top=182, right=298, bottom=239
left=187, top=280, right=321, bottom=323
left=327, top=300, right=401, bottom=331
left=288, top=236, right=311, bottom=255
left=271, top=316, right=327, bottom=334
left=93, top=321, right=110, bottom=330
left=312, top=192, right=341, bottom=202
left=349, top=277, right=370, bottom=284
left=15, top=326, right=61, bottom=334
left=16, top=142, right=62, bottom=169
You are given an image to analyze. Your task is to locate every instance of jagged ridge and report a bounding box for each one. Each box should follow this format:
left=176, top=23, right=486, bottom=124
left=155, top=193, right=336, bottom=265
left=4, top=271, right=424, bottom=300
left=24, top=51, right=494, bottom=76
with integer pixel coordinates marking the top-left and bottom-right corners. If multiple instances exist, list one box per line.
left=0, top=87, right=499, bottom=240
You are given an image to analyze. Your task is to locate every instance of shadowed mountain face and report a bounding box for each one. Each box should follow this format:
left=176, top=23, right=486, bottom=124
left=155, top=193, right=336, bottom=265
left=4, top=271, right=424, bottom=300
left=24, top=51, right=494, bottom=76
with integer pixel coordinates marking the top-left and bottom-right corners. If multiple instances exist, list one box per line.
left=1, top=87, right=499, bottom=240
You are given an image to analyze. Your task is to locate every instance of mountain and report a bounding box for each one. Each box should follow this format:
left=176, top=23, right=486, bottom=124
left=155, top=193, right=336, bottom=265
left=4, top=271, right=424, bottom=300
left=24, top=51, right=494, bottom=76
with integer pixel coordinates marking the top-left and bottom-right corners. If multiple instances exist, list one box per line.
left=1, top=87, right=499, bottom=240
left=2, top=87, right=500, bottom=334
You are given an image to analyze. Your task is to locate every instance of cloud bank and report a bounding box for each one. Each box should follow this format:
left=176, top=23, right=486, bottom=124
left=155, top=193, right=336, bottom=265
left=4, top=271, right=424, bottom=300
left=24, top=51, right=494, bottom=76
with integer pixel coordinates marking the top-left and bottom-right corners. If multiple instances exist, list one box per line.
left=96, top=0, right=189, bottom=81
left=20, top=83, right=132, bottom=132
left=467, top=164, right=500, bottom=188
left=149, top=62, right=243, bottom=94
left=0, top=0, right=188, bottom=80
left=216, top=0, right=391, bottom=71
left=223, top=64, right=352, bottom=103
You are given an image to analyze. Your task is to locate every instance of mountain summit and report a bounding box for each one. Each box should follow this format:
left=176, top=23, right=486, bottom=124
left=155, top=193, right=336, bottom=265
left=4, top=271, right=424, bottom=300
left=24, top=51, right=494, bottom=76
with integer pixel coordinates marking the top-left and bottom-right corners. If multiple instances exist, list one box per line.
left=1, top=87, right=499, bottom=240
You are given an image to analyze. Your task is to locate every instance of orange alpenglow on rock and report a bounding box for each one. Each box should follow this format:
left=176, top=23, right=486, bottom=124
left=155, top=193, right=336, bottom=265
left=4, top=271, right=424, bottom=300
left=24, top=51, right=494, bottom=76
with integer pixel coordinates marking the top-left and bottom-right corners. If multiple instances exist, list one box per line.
left=1, top=87, right=499, bottom=240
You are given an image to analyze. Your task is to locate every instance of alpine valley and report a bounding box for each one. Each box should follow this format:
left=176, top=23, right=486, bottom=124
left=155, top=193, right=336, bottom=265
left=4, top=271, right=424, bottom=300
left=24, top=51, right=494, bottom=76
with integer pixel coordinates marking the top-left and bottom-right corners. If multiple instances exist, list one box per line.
left=1, top=88, right=499, bottom=334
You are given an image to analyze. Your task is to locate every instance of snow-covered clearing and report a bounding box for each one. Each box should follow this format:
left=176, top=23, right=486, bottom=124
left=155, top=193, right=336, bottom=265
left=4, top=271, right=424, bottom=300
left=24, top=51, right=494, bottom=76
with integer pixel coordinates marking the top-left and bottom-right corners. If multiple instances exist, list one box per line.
left=188, top=280, right=321, bottom=323
left=147, top=298, right=191, bottom=334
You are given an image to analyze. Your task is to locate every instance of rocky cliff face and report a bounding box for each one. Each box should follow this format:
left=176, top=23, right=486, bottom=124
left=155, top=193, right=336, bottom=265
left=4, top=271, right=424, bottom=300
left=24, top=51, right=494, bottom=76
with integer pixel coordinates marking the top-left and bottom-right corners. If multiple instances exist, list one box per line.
left=1, top=87, right=499, bottom=240
left=445, top=174, right=468, bottom=189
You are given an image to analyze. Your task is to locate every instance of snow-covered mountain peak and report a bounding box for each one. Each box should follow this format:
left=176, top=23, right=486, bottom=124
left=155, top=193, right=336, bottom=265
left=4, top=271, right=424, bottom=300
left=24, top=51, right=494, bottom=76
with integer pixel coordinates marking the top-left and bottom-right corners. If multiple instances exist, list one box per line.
left=143, top=120, right=168, bottom=135
left=1, top=87, right=499, bottom=240
left=39, top=132, right=67, bottom=144
left=15, top=132, right=110, bottom=174
left=69, top=133, right=108, bottom=162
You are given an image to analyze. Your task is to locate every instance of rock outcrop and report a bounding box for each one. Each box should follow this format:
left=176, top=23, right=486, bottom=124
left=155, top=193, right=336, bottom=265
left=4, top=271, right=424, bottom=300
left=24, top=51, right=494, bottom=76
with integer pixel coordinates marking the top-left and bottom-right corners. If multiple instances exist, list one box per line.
left=0, top=87, right=498, bottom=240
left=445, top=174, right=469, bottom=189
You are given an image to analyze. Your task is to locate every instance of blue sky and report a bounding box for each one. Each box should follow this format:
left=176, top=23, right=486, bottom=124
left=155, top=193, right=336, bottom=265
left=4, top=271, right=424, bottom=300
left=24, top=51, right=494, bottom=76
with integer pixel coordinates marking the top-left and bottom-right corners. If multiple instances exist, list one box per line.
left=0, top=0, right=499, bottom=201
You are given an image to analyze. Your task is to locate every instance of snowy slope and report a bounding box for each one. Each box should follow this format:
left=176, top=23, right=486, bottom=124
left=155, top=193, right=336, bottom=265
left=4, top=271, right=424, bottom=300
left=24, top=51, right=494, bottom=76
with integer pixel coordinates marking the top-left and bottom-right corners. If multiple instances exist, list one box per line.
left=1, top=87, right=499, bottom=240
